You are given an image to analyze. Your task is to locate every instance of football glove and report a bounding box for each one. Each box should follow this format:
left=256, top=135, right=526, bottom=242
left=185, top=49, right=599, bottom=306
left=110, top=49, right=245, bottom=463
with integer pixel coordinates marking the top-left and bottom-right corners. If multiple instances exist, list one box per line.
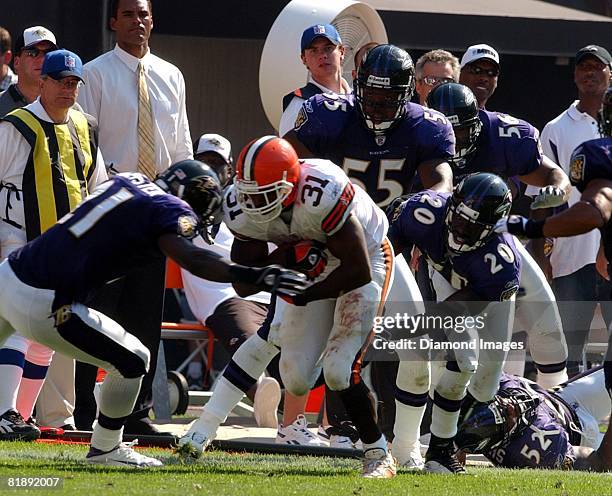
left=286, top=240, right=327, bottom=281
left=530, top=186, right=566, bottom=210
left=251, top=265, right=308, bottom=298
left=495, top=215, right=545, bottom=239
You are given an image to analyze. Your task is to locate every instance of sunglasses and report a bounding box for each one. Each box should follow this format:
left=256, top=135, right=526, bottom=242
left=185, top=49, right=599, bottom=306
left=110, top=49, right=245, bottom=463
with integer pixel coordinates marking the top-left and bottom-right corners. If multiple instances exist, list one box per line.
left=420, top=75, right=454, bottom=86
left=21, top=47, right=54, bottom=58
left=43, top=77, right=82, bottom=90
left=467, top=65, right=500, bottom=77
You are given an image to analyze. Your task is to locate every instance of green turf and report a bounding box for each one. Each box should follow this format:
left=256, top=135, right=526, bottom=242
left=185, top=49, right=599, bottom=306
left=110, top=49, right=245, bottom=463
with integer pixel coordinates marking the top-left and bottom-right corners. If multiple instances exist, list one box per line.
left=0, top=441, right=609, bottom=495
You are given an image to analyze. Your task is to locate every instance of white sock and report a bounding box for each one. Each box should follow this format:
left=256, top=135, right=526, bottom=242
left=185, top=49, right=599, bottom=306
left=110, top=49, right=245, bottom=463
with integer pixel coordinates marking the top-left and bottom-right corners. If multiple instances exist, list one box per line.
left=537, top=368, right=568, bottom=389
left=98, top=374, right=142, bottom=419
left=91, top=421, right=123, bottom=452
left=430, top=405, right=460, bottom=439
left=0, top=364, right=23, bottom=414
left=363, top=434, right=387, bottom=453
left=200, top=377, right=245, bottom=424
left=393, top=401, right=425, bottom=447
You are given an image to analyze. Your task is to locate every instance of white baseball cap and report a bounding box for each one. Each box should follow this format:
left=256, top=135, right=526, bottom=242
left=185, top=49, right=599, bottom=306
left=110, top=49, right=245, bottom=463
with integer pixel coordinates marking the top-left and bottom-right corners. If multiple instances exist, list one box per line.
left=15, top=26, right=57, bottom=52
left=460, top=44, right=500, bottom=68
left=194, top=134, right=232, bottom=163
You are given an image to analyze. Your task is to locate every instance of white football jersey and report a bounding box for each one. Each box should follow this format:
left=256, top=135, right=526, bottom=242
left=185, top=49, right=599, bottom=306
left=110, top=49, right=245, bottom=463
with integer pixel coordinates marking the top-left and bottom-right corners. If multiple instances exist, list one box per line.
left=223, top=159, right=387, bottom=254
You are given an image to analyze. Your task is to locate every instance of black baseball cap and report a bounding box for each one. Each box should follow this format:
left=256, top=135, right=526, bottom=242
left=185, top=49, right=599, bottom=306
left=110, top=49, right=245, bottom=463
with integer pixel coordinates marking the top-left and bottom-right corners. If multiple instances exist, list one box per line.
left=575, top=45, right=611, bottom=66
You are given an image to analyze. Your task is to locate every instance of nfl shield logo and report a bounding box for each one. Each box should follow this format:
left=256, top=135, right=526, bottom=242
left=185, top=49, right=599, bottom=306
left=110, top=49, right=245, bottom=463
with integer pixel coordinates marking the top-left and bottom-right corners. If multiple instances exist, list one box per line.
left=64, top=55, right=76, bottom=69
left=375, top=135, right=386, bottom=146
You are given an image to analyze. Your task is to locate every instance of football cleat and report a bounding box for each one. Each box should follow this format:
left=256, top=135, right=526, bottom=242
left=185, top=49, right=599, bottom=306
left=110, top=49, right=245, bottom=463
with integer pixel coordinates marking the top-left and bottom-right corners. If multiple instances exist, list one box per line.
left=86, top=440, right=163, bottom=467
left=275, top=414, right=326, bottom=446
left=0, top=409, right=40, bottom=441
left=424, top=446, right=466, bottom=474
left=253, top=376, right=281, bottom=429
left=176, top=428, right=213, bottom=460
left=393, top=441, right=425, bottom=471
left=317, top=422, right=362, bottom=449
left=361, top=447, right=397, bottom=479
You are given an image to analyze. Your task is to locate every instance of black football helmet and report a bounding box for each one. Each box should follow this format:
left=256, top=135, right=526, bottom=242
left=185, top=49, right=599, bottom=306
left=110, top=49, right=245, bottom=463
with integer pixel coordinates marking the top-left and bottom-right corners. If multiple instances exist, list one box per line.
left=354, top=44, right=415, bottom=135
left=446, top=173, right=512, bottom=254
left=599, top=85, right=612, bottom=137
left=456, top=387, right=540, bottom=454
left=427, top=82, right=482, bottom=168
left=156, top=160, right=224, bottom=243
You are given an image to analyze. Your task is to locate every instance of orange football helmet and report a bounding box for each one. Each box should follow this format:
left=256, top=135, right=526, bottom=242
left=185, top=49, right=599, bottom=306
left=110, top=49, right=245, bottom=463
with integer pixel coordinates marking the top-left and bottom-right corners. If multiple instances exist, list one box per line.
left=235, top=136, right=300, bottom=223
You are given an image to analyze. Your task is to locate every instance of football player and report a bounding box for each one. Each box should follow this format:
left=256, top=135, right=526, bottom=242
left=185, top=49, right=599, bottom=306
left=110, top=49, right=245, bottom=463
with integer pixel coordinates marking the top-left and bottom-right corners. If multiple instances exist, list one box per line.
left=179, top=137, right=396, bottom=478
left=497, top=86, right=612, bottom=470
left=426, top=82, right=570, bottom=385
left=426, top=82, right=570, bottom=200
left=387, top=173, right=520, bottom=474
left=0, top=161, right=306, bottom=467
left=284, top=43, right=455, bottom=206
left=456, top=367, right=609, bottom=471
left=285, top=42, right=448, bottom=452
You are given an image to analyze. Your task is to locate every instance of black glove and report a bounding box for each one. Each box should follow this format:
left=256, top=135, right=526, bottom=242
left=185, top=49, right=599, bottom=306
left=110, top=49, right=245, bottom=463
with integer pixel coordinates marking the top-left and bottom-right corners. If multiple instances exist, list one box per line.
left=495, top=215, right=545, bottom=239
left=252, top=265, right=308, bottom=298
left=229, top=264, right=307, bottom=298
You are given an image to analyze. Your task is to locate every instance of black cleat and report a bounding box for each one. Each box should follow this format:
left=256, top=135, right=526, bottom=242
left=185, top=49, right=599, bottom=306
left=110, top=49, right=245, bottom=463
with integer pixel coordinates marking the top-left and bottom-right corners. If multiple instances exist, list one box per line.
left=0, top=409, right=41, bottom=441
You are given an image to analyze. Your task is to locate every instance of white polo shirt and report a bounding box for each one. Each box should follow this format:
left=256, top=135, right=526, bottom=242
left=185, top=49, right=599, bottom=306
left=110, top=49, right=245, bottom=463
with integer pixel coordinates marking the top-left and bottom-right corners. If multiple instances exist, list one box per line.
left=527, top=101, right=602, bottom=278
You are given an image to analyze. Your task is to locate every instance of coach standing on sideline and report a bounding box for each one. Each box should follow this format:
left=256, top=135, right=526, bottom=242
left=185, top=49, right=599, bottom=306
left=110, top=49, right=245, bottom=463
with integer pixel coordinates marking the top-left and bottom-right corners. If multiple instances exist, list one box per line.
left=77, top=0, right=192, bottom=435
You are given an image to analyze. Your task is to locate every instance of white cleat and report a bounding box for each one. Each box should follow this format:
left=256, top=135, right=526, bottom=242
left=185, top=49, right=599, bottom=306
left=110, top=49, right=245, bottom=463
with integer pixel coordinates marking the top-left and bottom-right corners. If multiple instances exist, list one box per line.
left=253, top=376, right=281, bottom=429
left=394, top=441, right=425, bottom=471
left=361, top=448, right=397, bottom=479
left=176, top=429, right=213, bottom=460
left=276, top=414, right=326, bottom=446
left=86, top=440, right=162, bottom=468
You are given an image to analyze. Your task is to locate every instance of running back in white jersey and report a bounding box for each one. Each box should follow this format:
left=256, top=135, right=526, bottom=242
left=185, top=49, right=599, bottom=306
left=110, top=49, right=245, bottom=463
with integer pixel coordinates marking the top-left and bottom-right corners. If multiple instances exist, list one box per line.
left=223, top=159, right=387, bottom=253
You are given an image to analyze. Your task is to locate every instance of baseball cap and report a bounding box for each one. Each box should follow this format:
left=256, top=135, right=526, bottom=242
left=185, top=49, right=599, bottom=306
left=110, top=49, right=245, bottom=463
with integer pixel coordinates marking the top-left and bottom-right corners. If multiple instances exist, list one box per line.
left=575, top=45, right=611, bottom=66
left=41, top=50, right=83, bottom=81
left=194, top=134, right=232, bottom=163
left=460, top=44, right=500, bottom=68
left=300, top=24, right=342, bottom=52
left=15, top=26, right=57, bottom=53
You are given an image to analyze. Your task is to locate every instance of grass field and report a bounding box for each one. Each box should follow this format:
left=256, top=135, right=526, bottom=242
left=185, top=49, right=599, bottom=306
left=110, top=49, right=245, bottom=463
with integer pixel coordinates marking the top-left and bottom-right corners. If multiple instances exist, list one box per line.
left=0, top=441, right=609, bottom=496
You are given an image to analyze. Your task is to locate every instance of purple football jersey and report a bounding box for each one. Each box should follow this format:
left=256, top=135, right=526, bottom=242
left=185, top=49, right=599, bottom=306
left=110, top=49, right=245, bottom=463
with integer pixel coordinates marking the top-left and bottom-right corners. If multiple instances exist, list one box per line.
left=454, top=110, right=542, bottom=183
left=294, top=93, right=454, bottom=206
left=389, top=190, right=521, bottom=300
left=9, top=173, right=198, bottom=301
left=486, top=374, right=579, bottom=469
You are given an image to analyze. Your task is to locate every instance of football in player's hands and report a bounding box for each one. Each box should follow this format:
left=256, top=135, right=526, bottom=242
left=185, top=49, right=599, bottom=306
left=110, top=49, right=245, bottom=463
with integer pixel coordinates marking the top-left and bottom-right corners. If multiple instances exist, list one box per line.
left=284, top=240, right=328, bottom=280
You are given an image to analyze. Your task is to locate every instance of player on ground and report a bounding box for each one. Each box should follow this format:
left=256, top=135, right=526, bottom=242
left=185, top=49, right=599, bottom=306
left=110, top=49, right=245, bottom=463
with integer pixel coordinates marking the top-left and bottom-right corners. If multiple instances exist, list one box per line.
left=456, top=367, right=609, bottom=471
left=0, top=161, right=306, bottom=467
left=179, top=137, right=396, bottom=478
left=388, top=173, right=520, bottom=473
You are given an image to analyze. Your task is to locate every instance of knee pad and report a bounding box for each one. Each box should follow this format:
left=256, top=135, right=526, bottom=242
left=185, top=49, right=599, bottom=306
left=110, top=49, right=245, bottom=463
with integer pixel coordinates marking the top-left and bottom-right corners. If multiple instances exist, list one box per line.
left=323, top=367, right=351, bottom=392
left=280, top=356, right=318, bottom=396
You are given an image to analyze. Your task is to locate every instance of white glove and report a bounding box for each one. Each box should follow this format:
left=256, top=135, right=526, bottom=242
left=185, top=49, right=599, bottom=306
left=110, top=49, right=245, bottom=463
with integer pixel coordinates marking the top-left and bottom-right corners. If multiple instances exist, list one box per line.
left=530, top=186, right=566, bottom=210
